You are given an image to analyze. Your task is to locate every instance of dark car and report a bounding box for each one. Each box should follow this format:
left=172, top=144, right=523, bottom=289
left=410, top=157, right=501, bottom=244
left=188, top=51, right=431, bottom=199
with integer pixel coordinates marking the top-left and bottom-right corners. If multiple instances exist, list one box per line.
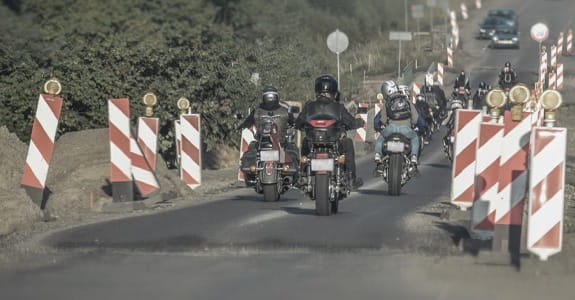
left=477, top=15, right=516, bottom=39
left=488, top=8, right=517, bottom=23
left=489, top=26, right=520, bottom=49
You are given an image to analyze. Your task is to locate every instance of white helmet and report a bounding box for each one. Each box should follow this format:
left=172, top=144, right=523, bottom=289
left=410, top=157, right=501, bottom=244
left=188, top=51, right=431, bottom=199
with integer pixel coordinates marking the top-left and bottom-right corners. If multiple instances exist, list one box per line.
left=380, top=80, right=399, bottom=100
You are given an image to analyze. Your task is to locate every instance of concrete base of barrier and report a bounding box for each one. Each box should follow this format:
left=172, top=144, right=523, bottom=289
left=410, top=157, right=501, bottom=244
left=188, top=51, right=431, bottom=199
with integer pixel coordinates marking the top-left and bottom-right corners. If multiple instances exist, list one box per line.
left=102, top=192, right=176, bottom=213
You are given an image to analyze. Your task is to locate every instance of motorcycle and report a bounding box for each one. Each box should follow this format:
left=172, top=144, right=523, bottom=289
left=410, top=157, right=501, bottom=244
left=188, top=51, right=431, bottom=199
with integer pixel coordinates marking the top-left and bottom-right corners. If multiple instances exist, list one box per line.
left=455, top=86, right=471, bottom=109
left=442, top=98, right=465, bottom=162
left=374, top=132, right=418, bottom=196
left=242, top=113, right=299, bottom=202
left=298, top=115, right=352, bottom=216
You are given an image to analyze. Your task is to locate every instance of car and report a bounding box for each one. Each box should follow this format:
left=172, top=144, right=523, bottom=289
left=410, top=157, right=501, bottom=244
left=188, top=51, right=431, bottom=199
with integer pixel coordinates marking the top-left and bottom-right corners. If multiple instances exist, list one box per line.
left=489, top=26, right=520, bottom=49
left=477, top=15, right=516, bottom=39
left=487, top=8, right=517, bottom=23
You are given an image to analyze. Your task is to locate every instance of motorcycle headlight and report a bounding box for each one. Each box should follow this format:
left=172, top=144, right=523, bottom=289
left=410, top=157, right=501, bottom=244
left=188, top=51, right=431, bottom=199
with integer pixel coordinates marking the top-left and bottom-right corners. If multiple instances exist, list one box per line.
left=492, top=37, right=499, bottom=41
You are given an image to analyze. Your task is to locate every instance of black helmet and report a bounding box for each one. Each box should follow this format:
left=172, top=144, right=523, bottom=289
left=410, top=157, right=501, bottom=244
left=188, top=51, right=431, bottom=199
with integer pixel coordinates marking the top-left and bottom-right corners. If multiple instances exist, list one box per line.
left=460, top=70, right=466, bottom=77
left=505, top=61, right=511, bottom=68
left=314, top=74, right=338, bottom=96
left=479, top=81, right=486, bottom=89
left=262, top=86, right=280, bottom=110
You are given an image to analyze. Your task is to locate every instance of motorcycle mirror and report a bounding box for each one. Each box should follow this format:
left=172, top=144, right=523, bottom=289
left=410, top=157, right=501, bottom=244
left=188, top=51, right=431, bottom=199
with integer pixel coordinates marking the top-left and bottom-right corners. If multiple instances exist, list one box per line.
left=376, top=93, right=384, bottom=101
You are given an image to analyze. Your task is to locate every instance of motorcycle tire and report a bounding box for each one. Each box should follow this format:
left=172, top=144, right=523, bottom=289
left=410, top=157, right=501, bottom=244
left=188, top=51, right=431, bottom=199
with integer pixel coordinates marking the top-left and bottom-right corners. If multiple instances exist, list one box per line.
left=262, top=183, right=280, bottom=202
left=388, top=154, right=403, bottom=196
left=314, top=174, right=331, bottom=216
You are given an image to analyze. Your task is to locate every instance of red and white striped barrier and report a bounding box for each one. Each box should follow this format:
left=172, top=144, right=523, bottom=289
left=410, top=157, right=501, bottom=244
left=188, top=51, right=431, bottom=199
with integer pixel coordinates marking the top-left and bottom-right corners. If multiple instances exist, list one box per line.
left=238, top=126, right=256, bottom=181
left=447, top=47, right=453, bottom=68
left=21, top=94, right=64, bottom=199
left=180, top=114, right=202, bottom=189
left=108, top=98, right=133, bottom=202
left=471, top=122, right=504, bottom=239
left=494, top=111, right=533, bottom=227
left=475, top=0, right=482, bottom=9
left=354, top=102, right=369, bottom=143
left=557, top=32, right=564, bottom=56
left=540, top=49, right=547, bottom=86
left=548, top=69, right=557, bottom=90
left=451, top=109, right=482, bottom=210
left=137, top=117, right=159, bottom=171
left=437, top=63, right=444, bottom=87
left=527, top=127, right=567, bottom=261
left=130, top=135, right=159, bottom=197
left=411, top=81, right=421, bottom=102
left=550, top=45, right=557, bottom=69
left=567, top=29, right=573, bottom=55
left=460, top=3, right=468, bottom=20
left=557, top=63, right=564, bottom=90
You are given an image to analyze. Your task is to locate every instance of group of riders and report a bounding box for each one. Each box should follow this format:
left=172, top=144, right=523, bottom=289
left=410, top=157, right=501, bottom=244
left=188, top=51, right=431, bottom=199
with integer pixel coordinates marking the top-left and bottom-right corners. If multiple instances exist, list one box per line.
left=238, top=61, right=518, bottom=193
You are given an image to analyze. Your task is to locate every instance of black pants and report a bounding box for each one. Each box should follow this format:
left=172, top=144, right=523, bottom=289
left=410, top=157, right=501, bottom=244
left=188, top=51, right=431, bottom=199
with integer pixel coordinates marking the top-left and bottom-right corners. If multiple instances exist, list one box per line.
left=301, top=136, right=358, bottom=179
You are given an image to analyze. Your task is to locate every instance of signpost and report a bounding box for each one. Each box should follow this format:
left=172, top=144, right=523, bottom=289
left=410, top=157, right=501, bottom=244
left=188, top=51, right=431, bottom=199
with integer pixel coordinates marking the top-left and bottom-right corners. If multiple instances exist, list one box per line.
left=389, top=31, right=413, bottom=79
left=531, top=22, right=549, bottom=53
left=327, top=29, right=349, bottom=84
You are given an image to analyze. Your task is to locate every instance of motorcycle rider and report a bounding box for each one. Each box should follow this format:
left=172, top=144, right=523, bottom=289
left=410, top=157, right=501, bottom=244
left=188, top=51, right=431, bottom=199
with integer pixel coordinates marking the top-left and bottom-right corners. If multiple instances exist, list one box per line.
left=239, top=86, right=299, bottom=185
left=373, top=80, right=420, bottom=165
left=498, top=61, right=518, bottom=89
left=472, top=81, right=491, bottom=110
left=295, top=74, right=365, bottom=189
left=453, top=70, right=471, bottom=100
left=414, top=94, right=432, bottom=144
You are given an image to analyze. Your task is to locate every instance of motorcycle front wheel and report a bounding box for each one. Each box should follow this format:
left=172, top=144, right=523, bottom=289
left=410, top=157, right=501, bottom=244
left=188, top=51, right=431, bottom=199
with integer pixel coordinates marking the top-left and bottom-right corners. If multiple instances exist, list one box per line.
left=314, top=174, right=331, bottom=216
left=263, top=183, right=280, bottom=202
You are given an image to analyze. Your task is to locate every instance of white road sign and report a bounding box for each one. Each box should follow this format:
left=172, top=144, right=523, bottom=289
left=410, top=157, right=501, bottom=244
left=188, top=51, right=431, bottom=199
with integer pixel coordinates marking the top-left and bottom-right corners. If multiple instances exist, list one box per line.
left=530, top=22, right=549, bottom=43
left=389, top=31, right=413, bottom=41
left=327, top=30, right=349, bottom=54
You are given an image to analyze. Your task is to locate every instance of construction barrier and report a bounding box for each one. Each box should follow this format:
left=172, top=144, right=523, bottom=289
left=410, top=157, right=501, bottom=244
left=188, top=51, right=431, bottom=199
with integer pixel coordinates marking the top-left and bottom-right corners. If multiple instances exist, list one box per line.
left=130, top=135, right=159, bottom=197
left=475, top=0, right=482, bottom=9
left=557, top=32, right=564, bottom=56
left=460, top=3, right=468, bottom=20
left=450, top=109, right=482, bottom=210
left=470, top=122, right=504, bottom=239
left=137, top=117, right=159, bottom=171
left=238, top=126, right=256, bottom=181
left=550, top=45, right=557, bottom=69
left=354, top=102, right=369, bottom=143
left=557, top=63, right=564, bottom=90
left=566, top=29, right=573, bottom=55
left=548, top=68, right=557, bottom=90
left=108, top=98, right=133, bottom=202
left=179, top=114, right=202, bottom=189
left=447, top=47, right=453, bottom=68
left=540, top=48, right=547, bottom=87
left=437, top=63, right=444, bottom=87
left=20, top=93, right=64, bottom=206
left=527, top=127, right=567, bottom=261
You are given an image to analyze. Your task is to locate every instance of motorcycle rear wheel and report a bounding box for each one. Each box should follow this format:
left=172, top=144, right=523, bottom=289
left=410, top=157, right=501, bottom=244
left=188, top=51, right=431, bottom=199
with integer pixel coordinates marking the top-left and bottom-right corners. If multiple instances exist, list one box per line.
left=314, top=174, right=331, bottom=216
left=263, top=183, right=280, bottom=202
left=388, top=154, right=403, bottom=196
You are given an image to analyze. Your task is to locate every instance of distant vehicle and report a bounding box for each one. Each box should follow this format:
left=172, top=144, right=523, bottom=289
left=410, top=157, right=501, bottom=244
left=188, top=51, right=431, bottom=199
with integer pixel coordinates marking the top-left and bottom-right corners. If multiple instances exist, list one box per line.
left=477, top=15, right=516, bottom=39
left=489, top=26, right=520, bottom=49
left=487, top=8, right=517, bottom=23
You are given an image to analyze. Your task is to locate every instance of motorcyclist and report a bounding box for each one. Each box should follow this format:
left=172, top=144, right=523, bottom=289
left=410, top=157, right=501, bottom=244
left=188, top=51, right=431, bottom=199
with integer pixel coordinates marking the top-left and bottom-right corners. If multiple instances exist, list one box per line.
left=239, top=86, right=299, bottom=185
left=295, top=74, right=365, bottom=189
left=373, top=80, right=420, bottom=165
left=498, top=61, right=518, bottom=89
left=414, top=94, right=432, bottom=145
left=453, top=70, right=471, bottom=99
left=472, top=81, right=491, bottom=110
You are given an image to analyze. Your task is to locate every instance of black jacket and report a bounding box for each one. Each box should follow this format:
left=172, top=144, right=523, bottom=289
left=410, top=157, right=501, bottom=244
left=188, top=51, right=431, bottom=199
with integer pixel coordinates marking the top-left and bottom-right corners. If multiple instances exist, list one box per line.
left=240, top=102, right=294, bottom=140
left=295, top=96, right=364, bottom=131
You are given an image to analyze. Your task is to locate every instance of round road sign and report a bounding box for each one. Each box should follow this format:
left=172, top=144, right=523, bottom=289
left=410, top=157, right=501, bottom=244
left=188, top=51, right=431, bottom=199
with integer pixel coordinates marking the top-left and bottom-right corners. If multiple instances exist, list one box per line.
left=327, top=29, right=349, bottom=54
left=530, top=22, right=549, bottom=43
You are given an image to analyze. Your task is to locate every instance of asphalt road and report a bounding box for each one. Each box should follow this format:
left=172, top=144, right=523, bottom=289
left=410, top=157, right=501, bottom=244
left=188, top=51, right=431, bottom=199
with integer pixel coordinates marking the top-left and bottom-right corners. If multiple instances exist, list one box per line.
left=2, top=0, right=575, bottom=299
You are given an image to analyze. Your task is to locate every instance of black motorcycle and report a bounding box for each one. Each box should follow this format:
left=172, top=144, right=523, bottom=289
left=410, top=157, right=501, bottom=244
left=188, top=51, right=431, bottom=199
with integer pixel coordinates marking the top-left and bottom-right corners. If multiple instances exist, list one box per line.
left=298, top=115, right=352, bottom=216
left=242, top=114, right=299, bottom=202
left=374, top=132, right=418, bottom=196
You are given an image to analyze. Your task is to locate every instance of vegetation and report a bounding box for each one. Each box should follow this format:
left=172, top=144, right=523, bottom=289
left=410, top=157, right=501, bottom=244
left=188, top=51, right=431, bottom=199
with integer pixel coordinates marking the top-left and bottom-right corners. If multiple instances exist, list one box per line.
left=0, top=0, right=447, bottom=166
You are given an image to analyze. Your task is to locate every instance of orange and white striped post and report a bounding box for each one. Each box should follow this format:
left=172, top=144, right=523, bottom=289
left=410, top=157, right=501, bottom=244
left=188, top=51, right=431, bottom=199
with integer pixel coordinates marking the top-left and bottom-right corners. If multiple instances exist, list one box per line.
left=557, top=32, right=564, bottom=56
left=540, top=47, right=547, bottom=87
left=550, top=45, right=557, bottom=69
left=437, top=62, right=444, bottom=86
left=180, top=114, right=202, bottom=189
left=20, top=79, right=64, bottom=207
left=460, top=3, right=468, bottom=20
left=108, top=98, right=133, bottom=202
left=238, top=126, right=256, bottom=181
left=451, top=109, right=482, bottom=210
left=354, top=102, right=369, bottom=143
left=548, top=68, right=557, bottom=90
left=556, top=63, right=564, bottom=90
left=475, top=0, right=482, bottom=9
left=566, top=29, right=573, bottom=55
left=411, top=81, right=421, bottom=103
left=470, top=122, right=504, bottom=240
left=447, top=46, right=453, bottom=68
left=527, top=127, right=567, bottom=261
left=130, top=135, right=159, bottom=197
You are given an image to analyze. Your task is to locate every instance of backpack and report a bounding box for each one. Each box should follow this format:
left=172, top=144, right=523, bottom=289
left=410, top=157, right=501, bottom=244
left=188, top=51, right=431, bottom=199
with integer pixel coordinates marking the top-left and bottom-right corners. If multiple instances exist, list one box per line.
left=386, top=94, right=411, bottom=120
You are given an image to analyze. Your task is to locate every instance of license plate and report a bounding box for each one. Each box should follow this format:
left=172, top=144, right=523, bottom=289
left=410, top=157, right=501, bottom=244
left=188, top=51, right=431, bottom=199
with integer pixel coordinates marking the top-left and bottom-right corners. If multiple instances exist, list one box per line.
left=386, top=141, right=404, bottom=153
left=311, top=158, right=334, bottom=171
left=260, top=150, right=279, bottom=161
